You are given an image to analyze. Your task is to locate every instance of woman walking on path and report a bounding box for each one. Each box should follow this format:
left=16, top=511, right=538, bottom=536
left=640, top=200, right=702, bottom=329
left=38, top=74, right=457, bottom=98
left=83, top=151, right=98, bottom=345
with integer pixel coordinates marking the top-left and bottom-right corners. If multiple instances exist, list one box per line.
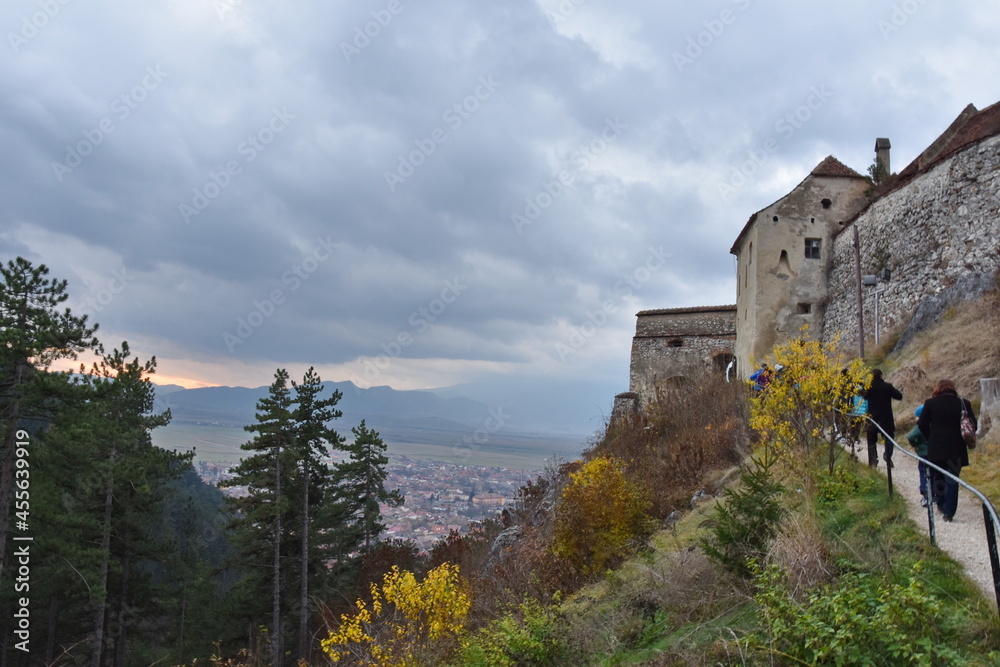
left=917, top=379, right=977, bottom=522
left=863, top=369, right=903, bottom=467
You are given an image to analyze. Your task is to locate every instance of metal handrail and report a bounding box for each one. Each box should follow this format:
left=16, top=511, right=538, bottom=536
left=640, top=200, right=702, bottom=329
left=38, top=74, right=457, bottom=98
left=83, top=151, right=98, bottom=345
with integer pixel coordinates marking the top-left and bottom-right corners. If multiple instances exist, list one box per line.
left=864, top=416, right=1000, bottom=614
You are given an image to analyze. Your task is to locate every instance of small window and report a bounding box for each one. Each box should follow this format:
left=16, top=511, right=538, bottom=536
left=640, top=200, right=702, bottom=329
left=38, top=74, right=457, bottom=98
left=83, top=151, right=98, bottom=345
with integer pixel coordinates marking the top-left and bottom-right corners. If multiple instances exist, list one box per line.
left=804, top=238, right=821, bottom=259
left=772, top=215, right=779, bottom=222
left=821, top=198, right=832, bottom=209
left=667, top=339, right=684, bottom=348
left=797, top=303, right=812, bottom=314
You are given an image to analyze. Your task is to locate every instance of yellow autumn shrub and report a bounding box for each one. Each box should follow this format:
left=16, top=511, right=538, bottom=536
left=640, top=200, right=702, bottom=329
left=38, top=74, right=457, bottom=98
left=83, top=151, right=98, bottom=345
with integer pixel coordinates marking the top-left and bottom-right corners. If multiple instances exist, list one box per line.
left=552, top=455, right=652, bottom=574
left=749, top=331, right=868, bottom=472
left=321, top=562, right=470, bottom=666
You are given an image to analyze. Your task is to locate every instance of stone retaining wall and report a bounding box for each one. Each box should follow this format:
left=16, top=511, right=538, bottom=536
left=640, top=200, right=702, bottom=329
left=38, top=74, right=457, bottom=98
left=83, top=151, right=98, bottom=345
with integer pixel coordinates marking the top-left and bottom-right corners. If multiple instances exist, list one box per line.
left=824, top=135, right=1000, bottom=348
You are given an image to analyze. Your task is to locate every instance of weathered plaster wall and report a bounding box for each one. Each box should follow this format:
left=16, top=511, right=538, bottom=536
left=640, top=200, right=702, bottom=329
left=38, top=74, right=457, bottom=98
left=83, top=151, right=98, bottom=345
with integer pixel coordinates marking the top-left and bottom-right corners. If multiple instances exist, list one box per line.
left=825, top=135, right=1000, bottom=348
left=733, top=173, right=869, bottom=374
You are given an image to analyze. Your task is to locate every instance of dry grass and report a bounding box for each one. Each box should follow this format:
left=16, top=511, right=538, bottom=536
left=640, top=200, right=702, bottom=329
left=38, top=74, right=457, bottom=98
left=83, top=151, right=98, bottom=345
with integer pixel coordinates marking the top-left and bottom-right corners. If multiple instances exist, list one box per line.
left=767, top=508, right=832, bottom=599
left=884, top=287, right=1000, bottom=431
left=587, top=376, right=751, bottom=520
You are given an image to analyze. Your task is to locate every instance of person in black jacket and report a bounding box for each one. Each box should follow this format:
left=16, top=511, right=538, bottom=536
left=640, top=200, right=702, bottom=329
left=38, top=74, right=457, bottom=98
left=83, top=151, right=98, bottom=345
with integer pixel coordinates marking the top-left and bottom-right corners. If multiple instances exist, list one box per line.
left=863, top=369, right=903, bottom=467
left=917, top=379, right=977, bottom=522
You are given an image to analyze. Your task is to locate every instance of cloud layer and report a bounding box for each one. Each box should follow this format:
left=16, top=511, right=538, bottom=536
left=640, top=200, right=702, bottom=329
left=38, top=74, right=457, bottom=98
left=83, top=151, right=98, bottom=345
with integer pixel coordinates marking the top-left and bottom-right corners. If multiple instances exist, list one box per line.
left=3, top=0, right=998, bottom=396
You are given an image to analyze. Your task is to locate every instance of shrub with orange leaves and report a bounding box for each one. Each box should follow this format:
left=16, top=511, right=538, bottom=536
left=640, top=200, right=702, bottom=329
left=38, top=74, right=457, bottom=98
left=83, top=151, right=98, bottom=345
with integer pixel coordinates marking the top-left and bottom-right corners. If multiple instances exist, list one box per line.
left=552, top=455, right=653, bottom=575
left=320, top=562, right=470, bottom=666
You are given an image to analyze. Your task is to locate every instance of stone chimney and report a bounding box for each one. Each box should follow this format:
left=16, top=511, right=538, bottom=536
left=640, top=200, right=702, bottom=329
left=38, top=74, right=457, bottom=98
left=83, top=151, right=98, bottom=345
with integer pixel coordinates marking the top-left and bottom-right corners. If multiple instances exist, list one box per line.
left=874, top=137, right=891, bottom=175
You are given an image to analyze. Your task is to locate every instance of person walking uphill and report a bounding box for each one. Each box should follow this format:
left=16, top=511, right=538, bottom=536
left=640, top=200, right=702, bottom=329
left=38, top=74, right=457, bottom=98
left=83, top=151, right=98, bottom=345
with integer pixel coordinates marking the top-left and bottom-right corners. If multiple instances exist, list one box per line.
left=863, top=369, right=903, bottom=467
left=917, top=379, right=977, bottom=522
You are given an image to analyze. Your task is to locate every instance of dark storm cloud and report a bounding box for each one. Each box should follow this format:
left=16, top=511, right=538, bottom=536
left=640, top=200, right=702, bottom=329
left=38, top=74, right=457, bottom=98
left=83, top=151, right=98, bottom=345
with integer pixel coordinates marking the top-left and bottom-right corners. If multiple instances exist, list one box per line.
left=2, top=0, right=998, bottom=390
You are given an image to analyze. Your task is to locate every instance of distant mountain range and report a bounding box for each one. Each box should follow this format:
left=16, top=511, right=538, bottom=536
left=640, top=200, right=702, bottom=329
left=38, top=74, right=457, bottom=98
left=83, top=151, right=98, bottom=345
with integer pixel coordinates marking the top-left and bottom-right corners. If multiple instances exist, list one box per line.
left=153, top=376, right=613, bottom=441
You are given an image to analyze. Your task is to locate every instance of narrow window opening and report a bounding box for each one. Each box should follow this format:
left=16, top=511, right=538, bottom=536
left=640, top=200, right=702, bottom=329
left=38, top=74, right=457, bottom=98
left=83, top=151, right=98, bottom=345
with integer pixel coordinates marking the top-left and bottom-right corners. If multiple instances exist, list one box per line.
left=778, top=249, right=791, bottom=274
left=821, top=198, right=832, bottom=209
left=772, top=215, right=779, bottom=222
left=667, top=339, right=684, bottom=348
left=797, top=302, right=812, bottom=314
left=804, top=238, right=821, bottom=259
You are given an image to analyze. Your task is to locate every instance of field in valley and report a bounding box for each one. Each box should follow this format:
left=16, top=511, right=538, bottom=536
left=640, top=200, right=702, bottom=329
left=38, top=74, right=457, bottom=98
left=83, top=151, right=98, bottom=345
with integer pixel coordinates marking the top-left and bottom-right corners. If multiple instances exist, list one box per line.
left=151, top=420, right=586, bottom=471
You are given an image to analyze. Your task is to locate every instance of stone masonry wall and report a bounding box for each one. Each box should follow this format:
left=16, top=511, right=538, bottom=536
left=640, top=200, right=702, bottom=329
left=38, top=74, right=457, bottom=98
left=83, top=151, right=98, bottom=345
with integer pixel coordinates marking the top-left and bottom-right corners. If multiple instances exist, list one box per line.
left=629, top=308, right=736, bottom=404
left=825, top=135, right=1000, bottom=348
left=634, top=308, right=737, bottom=338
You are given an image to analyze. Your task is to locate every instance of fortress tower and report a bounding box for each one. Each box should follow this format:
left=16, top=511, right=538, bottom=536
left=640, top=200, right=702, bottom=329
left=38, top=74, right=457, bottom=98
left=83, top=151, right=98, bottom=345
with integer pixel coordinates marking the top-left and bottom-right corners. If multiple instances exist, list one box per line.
left=729, top=157, right=870, bottom=375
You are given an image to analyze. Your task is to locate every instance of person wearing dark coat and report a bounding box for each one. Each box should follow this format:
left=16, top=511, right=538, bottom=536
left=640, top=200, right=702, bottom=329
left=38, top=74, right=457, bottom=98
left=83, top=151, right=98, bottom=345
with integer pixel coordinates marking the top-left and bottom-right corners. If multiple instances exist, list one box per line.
left=917, top=379, right=977, bottom=522
left=862, top=368, right=903, bottom=467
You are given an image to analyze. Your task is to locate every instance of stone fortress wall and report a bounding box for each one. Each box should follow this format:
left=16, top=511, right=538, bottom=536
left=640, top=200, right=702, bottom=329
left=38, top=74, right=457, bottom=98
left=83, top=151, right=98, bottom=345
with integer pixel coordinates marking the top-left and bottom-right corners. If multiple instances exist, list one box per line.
left=618, top=101, right=999, bottom=416
left=625, top=306, right=736, bottom=409
left=825, top=133, right=1000, bottom=348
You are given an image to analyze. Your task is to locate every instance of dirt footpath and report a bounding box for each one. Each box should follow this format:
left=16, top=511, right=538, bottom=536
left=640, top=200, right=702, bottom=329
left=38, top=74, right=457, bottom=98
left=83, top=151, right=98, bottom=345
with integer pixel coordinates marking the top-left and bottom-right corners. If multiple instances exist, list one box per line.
left=868, top=445, right=999, bottom=605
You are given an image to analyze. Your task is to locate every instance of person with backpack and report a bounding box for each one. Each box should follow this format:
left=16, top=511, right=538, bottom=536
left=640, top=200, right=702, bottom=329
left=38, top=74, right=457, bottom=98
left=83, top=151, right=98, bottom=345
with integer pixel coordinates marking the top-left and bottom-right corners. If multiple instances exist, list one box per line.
left=749, top=363, right=771, bottom=392
left=906, top=405, right=930, bottom=506
left=917, top=379, right=977, bottom=522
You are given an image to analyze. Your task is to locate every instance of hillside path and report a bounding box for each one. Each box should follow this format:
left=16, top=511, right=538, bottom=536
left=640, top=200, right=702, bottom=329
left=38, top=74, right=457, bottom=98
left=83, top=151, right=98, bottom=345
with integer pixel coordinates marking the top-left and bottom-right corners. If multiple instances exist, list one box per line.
left=860, top=443, right=999, bottom=605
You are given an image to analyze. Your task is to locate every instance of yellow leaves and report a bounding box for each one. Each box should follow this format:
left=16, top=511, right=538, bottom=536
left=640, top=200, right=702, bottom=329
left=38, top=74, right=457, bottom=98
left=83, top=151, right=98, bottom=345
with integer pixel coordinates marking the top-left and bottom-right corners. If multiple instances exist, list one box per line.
left=552, top=456, right=652, bottom=574
left=749, top=331, right=869, bottom=465
left=321, top=563, right=470, bottom=666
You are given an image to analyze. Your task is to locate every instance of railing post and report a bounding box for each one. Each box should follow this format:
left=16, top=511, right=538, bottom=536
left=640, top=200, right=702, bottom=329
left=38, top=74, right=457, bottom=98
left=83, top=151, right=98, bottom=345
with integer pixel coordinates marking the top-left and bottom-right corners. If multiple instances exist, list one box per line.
left=982, top=503, right=1000, bottom=616
left=927, top=495, right=936, bottom=547
left=861, top=413, right=1000, bottom=612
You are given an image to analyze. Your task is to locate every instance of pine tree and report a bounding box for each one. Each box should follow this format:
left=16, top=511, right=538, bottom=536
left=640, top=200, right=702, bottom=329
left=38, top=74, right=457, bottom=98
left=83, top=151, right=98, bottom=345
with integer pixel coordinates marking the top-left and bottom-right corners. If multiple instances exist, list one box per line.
left=28, top=343, right=186, bottom=666
left=336, top=420, right=403, bottom=553
left=223, top=369, right=295, bottom=667
left=0, top=257, right=99, bottom=582
left=85, top=344, right=180, bottom=667
left=289, top=367, right=344, bottom=663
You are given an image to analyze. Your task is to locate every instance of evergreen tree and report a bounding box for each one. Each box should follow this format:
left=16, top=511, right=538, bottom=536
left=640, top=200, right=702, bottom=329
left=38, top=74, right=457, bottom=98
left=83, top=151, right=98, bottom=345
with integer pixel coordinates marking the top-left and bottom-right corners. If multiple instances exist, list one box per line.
left=224, top=368, right=359, bottom=664
left=29, top=343, right=187, bottom=666
left=289, top=367, right=344, bottom=662
left=223, top=369, right=295, bottom=667
left=0, top=257, right=99, bottom=582
left=335, top=420, right=403, bottom=553
left=86, top=344, right=183, bottom=667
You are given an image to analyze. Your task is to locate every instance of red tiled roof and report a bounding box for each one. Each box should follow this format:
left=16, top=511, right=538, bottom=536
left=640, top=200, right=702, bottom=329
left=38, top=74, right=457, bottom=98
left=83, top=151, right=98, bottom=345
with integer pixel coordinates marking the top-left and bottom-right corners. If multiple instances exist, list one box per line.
left=809, top=155, right=867, bottom=179
left=729, top=155, right=864, bottom=254
left=896, top=101, right=1000, bottom=182
left=840, top=100, right=1000, bottom=228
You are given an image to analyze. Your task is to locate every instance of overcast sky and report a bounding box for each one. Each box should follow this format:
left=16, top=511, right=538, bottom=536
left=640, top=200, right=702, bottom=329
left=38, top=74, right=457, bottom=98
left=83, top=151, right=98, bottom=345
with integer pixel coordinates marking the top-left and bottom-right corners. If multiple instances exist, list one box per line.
left=2, top=1, right=998, bottom=398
